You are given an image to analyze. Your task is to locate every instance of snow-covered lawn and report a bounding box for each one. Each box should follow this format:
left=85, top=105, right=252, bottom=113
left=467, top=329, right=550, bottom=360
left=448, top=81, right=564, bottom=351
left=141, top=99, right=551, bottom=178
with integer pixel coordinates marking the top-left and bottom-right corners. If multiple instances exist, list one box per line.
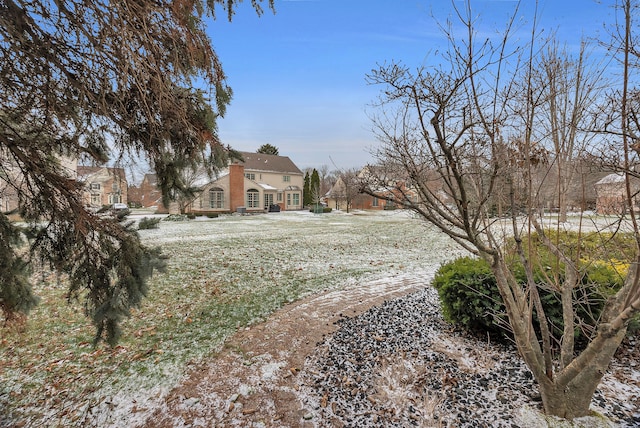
left=0, top=209, right=465, bottom=427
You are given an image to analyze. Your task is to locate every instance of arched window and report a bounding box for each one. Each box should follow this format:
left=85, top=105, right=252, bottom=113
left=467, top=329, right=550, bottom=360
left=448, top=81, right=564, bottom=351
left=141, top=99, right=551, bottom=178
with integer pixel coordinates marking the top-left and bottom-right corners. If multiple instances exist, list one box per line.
left=209, top=187, right=224, bottom=209
left=246, top=189, right=259, bottom=208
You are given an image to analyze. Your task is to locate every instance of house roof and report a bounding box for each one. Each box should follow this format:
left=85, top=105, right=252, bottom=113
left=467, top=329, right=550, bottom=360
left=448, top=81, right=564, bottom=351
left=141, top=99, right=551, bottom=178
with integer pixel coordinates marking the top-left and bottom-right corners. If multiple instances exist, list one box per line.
left=596, top=173, right=626, bottom=185
left=77, top=165, right=126, bottom=181
left=238, top=151, right=302, bottom=175
left=257, top=182, right=278, bottom=191
left=77, top=165, right=103, bottom=177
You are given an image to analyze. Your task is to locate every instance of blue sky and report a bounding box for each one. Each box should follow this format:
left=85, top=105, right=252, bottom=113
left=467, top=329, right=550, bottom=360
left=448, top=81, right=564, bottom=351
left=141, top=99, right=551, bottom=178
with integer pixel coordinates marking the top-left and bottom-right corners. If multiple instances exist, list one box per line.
left=207, top=0, right=614, bottom=171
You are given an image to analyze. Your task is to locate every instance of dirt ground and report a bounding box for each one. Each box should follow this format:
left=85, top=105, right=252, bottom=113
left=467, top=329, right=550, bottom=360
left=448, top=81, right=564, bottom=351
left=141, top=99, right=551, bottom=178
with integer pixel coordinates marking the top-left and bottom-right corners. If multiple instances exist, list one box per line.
left=143, top=274, right=427, bottom=427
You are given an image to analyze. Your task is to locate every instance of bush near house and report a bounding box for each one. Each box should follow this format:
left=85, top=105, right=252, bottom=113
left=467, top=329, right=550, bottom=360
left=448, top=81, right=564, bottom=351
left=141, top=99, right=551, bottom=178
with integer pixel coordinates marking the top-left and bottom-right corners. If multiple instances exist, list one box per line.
left=433, top=231, right=637, bottom=344
left=308, top=206, right=332, bottom=213
left=138, top=217, right=161, bottom=230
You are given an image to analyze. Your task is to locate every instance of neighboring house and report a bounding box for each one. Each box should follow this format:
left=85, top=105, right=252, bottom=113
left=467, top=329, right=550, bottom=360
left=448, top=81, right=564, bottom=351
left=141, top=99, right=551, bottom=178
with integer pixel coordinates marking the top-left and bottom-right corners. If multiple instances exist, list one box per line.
left=361, top=182, right=420, bottom=210
left=127, top=183, right=143, bottom=208
left=325, top=165, right=421, bottom=211
left=136, top=173, right=163, bottom=208
left=324, top=176, right=351, bottom=211
left=77, top=166, right=128, bottom=208
left=188, top=151, right=304, bottom=214
left=595, top=173, right=640, bottom=215
left=1, top=153, right=77, bottom=213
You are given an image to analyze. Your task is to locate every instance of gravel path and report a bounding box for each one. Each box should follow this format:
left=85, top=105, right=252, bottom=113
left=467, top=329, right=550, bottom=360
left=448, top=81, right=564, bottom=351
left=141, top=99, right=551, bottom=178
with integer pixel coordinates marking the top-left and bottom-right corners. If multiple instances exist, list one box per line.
left=143, top=272, right=429, bottom=427
left=143, top=273, right=640, bottom=427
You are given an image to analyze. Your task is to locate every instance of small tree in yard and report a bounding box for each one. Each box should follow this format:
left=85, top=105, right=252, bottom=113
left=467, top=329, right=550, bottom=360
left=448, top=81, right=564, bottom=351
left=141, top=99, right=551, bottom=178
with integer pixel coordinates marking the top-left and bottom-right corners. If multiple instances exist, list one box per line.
left=303, top=170, right=312, bottom=207
left=310, top=168, right=321, bottom=205
left=0, top=0, right=274, bottom=345
left=364, top=0, right=640, bottom=421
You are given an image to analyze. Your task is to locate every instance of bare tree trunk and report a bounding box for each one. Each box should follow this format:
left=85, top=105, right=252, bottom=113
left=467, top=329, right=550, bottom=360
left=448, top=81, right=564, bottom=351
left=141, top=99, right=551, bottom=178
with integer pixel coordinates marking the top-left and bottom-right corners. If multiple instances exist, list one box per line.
left=490, top=253, right=627, bottom=419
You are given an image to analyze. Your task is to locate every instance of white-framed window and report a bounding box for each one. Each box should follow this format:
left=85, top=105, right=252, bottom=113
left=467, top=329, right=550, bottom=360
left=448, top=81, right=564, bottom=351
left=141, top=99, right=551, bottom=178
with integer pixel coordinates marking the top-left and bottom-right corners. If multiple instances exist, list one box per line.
left=91, top=194, right=101, bottom=205
left=372, top=197, right=379, bottom=207
left=277, top=192, right=283, bottom=202
left=108, top=194, right=121, bottom=204
left=112, top=182, right=119, bottom=191
left=283, top=175, right=291, bottom=182
left=90, top=183, right=100, bottom=190
left=287, top=193, right=291, bottom=206
left=247, top=189, right=259, bottom=208
left=292, top=193, right=300, bottom=206
left=245, top=173, right=255, bottom=180
left=209, top=187, right=224, bottom=209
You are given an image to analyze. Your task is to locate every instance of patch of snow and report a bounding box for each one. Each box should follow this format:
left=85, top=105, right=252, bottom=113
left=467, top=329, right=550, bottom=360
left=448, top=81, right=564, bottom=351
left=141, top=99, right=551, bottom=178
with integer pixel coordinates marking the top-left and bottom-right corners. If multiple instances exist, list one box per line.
left=260, top=361, right=285, bottom=381
left=518, top=406, right=617, bottom=428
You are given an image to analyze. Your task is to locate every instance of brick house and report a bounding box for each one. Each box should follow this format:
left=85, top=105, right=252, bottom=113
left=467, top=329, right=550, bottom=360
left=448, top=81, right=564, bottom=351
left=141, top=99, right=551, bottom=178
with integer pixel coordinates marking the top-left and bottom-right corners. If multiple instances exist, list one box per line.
left=595, top=173, right=640, bottom=215
left=77, top=166, right=128, bottom=209
left=131, top=173, right=163, bottom=208
left=188, top=152, right=304, bottom=214
left=325, top=166, right=421, bottom=211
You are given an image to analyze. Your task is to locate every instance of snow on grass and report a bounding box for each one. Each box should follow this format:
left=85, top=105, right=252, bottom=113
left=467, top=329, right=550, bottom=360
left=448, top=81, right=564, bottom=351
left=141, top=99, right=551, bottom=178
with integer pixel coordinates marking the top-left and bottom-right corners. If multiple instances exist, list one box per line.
left=0, top=209, right=464, bottom=427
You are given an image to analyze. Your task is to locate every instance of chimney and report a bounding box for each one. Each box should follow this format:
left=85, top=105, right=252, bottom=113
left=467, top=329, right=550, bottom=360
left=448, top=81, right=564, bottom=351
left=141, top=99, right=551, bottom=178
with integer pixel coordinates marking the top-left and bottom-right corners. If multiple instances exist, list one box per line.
left=229, top=162, right=245, bottom=212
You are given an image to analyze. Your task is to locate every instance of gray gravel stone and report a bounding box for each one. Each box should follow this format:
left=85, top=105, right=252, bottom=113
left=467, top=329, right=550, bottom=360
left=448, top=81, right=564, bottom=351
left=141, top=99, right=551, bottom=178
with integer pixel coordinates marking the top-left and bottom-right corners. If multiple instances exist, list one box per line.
left=298, top=287, right=638, bottom=427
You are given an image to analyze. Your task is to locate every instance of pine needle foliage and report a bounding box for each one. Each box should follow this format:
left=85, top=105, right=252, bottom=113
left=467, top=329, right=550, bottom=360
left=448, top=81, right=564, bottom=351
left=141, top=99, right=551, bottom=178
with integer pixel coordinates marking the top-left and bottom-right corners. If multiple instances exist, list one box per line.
left=256, top=143, right=279, bottom=155
left=303, top=171, right=311, bottom=206
left=0, top=216, right=39, bottom=322
left=0, top=0, right=273, bottom=345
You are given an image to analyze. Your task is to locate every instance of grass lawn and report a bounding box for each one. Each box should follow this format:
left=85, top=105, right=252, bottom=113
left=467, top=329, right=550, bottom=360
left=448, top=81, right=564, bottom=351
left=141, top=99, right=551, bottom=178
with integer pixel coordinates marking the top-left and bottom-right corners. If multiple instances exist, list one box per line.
left=0, top=210, right=463, bottom=427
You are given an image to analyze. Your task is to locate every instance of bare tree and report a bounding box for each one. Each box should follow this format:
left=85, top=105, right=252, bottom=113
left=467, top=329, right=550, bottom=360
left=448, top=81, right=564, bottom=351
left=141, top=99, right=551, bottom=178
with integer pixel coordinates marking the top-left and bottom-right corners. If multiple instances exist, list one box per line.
left=0, top=0, right=273, bottom=345
left=364, top=0, right=640, bottom=420
left=317, top=164, right=333, bottom=195
left=529, top=41, right=606, bottom=220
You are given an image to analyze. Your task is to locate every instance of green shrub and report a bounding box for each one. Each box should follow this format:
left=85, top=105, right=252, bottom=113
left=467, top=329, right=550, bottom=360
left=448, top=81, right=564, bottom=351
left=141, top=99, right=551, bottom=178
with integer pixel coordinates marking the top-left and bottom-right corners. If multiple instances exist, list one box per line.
left=138, top=217, right=161, bottom=230
left=206, top=213, right=219, bottom=218
left=433, top=231, right=637, bottom=344
left=432, top=256, right=507, bottom=336
left=309, top=206, right=332, bottom=213
left=163, top=214, right=188, bottom=221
